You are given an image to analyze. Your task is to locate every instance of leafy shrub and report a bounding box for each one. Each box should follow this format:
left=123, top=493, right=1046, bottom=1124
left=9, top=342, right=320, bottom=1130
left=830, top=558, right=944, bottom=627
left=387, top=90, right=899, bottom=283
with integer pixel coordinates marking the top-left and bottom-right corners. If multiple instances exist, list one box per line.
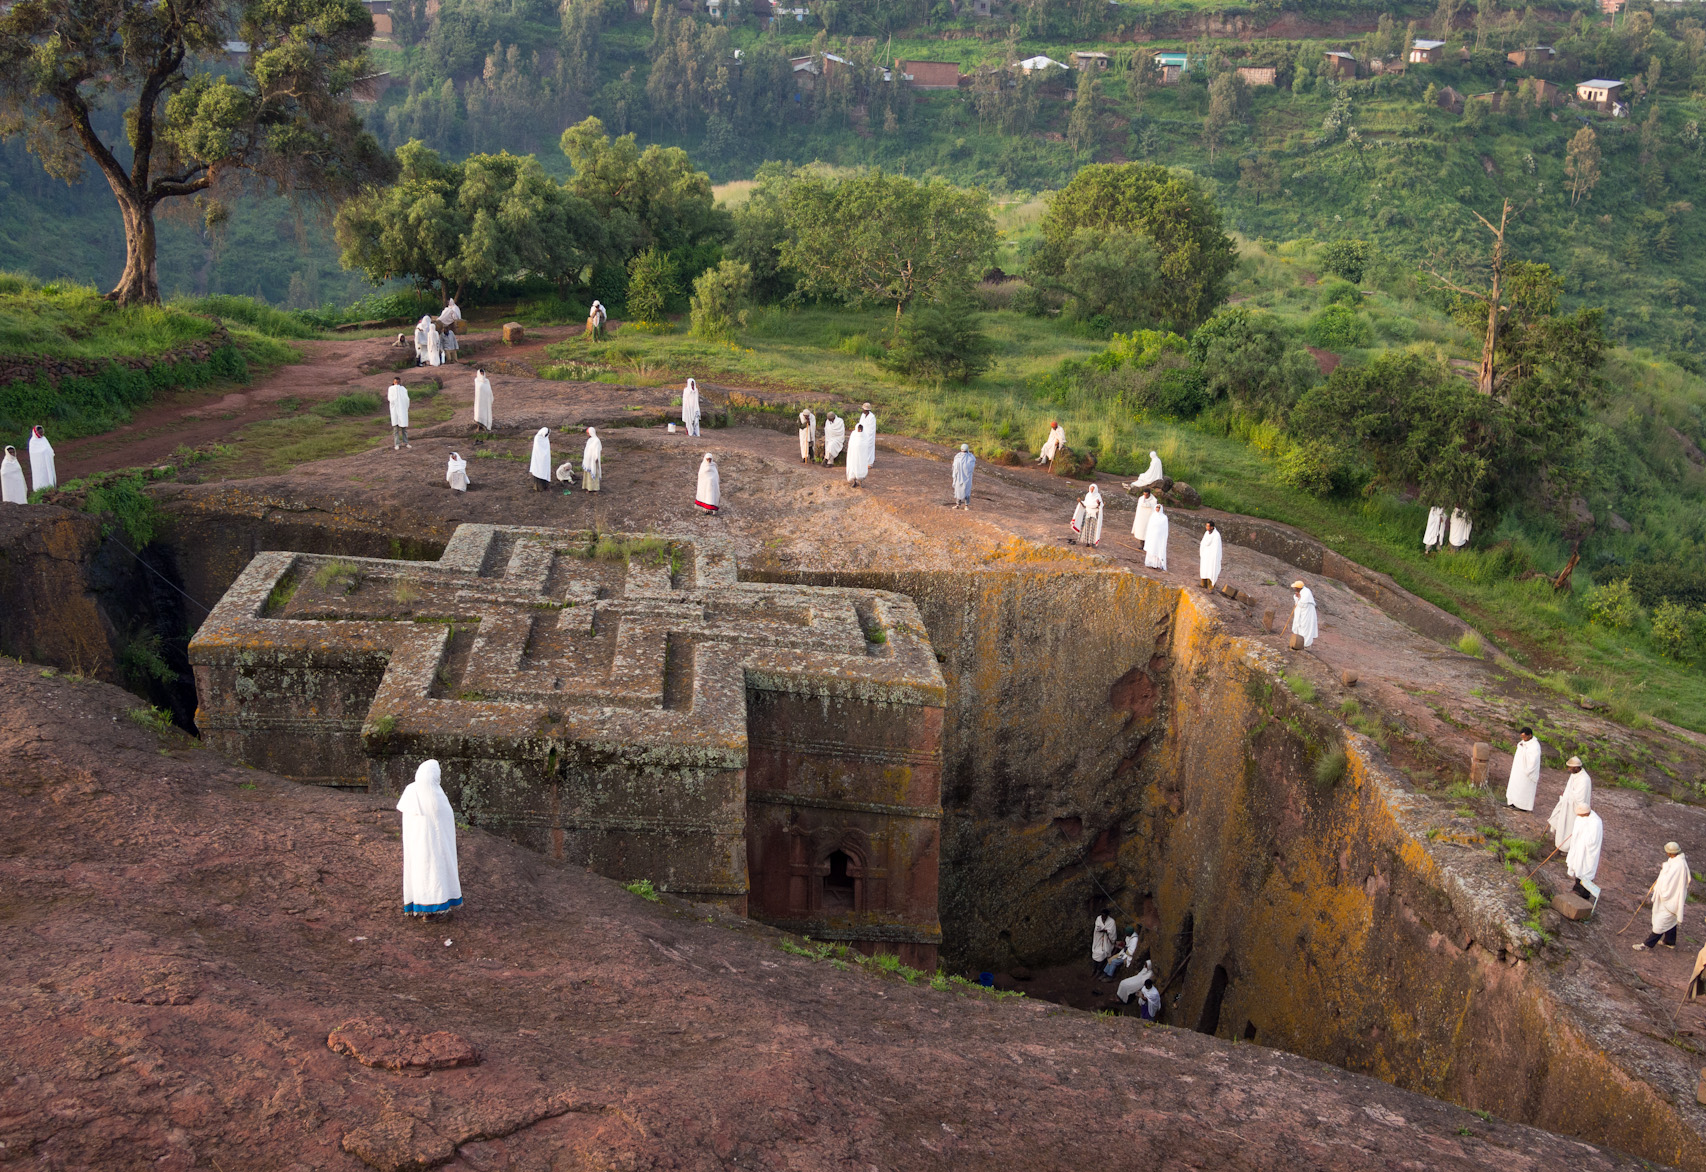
left=1009, top=283, right=1056, bottom=317
left=1317, top=278, right=1361, bottom=307
left=1276, top=438, right=1361, bottom=496
left=1142, top=368, right=1210, bottom=419
left=1304, top=303, right=1374, bottom=350
left=625, top=248, right=676, bottom=324
left=1651, top=600, right=1698, bottom=660
left=1317, top=239, right=1374, bottom=284
left=1092, top=329, right=1187, bottom=372
left=313, top=391, right=383, bottom=417
left=1585, top=579, right=1641, bottom=630
left=179, top=294, right=319, bottom=338
left=882, top=298, right=994, bottom=384
left=83, top=475, right=159, bottom=546
left=514, top=295, right=588, bottom=326
left=689, top=260, right=753, bottom=340
left=623, top=878, right=660, bottom=901
left=1611, top=562, right=1706, bottom=610
left=121, top=632, right=178, bottom=685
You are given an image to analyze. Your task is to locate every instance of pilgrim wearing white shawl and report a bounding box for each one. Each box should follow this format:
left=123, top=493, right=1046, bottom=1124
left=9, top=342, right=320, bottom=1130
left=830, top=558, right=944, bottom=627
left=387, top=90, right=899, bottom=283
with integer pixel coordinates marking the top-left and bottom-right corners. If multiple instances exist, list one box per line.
left=398, top=759, right=462, bottom=915
left=1135, top=450, right=1164, bottom=488
left=555, top=458, right=577, bottom=486
left=1199, top=521, right=1222, bottom=587
left=1037, top=421, right=1065, bottom=465
left=1103, top=929, right=1141, bottom=977
left=439, top=299, right=461, bottom=327
left=445, top=452, right=469, bottom=492
left=1565, top=804, right=1603, bottom=895
left=1081, top=484, right=1104, bottom=546
left=857, top=404, right=877, bottom=466
left=582, top=427, right=602, bottom=492
left=847, top=424, right=871, bottom=486
left=695, top=453, right=721, bottom=512
left=27, top=426, right=55, bottom=491
left=1506, top=729, right=1541, bottom=811
left=387, top=379, right=411, bottom=449
left=587, top=300, right=607, bottom=340
left=1638, top=845, right=1691, bottom=949
left=797, top=409, right=816, bottom=461
left=529, top=427, right=552, bottom=491
left=1144, top=504, right=1169, bottom=570
left=1117, top=961, right=1154, bottom=1006
left=423, top=324, right=444, bottom=367
left=1547, top=759, right=1592, bottom=851
left=473, top=369, right=494, bottom=430
left=1132, top=491, right=1156, bottom=547
left=413, top=315, right=433, bottom=364
left=1290, top=582, right=1318, bottom=647
left=1448, top=508, right=1472, bottom=549
left=1, top=446, right=26, bottom=504
left=1091, top=911, right=1117, bottom=963
left=1423, top=506, right=1445, bottom=552
left=1070, top=496, right=1086, bottom=539
left=682, top=378, right=702, bottom=437
left=951, top=444, right=975, bottom=508
left=823, top=413, right=846, bottom=464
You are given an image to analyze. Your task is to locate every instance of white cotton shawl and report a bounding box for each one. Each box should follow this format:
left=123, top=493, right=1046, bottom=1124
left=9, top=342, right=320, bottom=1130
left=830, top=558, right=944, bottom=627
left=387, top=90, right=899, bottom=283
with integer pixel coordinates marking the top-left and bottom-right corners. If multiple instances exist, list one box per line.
left=952, top=449, right=975, bottom=501
left=696, top=454, right=720, bottom=509
left=387, top=382, right=410, bottom=428
left=858, top=411, right=877, bottom=465
left=824, top=415, right=846, bottom=461
left=1135, top=450, right=1164, bottom=488
left=1291, top=587, right=1319, bottom=646
left=28, top=431, right=55, bottom=490
left=1547, top=769, right=1593, bottom=851
left=529, top=428, right=552, bottom=480
left=1133, top=493, right=1156, bottom=541
left=1449, top=508, right=1472, bottom=547
left=1082, top=485, right=1104, bottom=544
left=1144, top=507, right=1169, bottom=570
left=590, top=300, right=606, bottom=324
left=439, top=300, right=461, bottom=326
left=424, top=328, right=444, bottom=366
left=397, top=759, right=462, bottom=913
left=1506, top=738, right=1542, bottom=811
left=798, top=410, right=816, bottom=459
left=473, top=373, right=494, bottom=428
left=682, top=378, right=701, bottom=427
left=583, top=428, right=602, bottom=480
left=555, top=460, right=577, bottom=484
left=414, top=316, right=432, bottom=349
left=1117, top=961, right=1154, bottom=1005
left=1092, top=914, right=1116, bottom=963
left=1199, top=529, right=1223, bottom=585
left=1, top=449, right=26, bottom=504
left=446, top=452, right=468, bottom=492
left=1654, top=853, right=1692, bottom=933
left=1039, top=425, right=1065, bottom=463
left=1071, top=499, right=1086, bottom=534
left=1565, top=811, right=1604, bottom=884
left=847, top=427, right=871, bottom=482
left=1423, top=506, right=1445, bottom=547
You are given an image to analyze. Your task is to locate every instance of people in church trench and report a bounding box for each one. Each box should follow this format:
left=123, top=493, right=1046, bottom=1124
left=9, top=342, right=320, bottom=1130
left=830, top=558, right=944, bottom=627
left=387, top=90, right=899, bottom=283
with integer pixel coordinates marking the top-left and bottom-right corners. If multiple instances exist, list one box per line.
left=1547, top=757, right=1592, bottom=853
left=582, top=427, right=602, bottom=493
left=1103, top=928, right=1140, bottom=978
left=1564, top=801, right=1603, bottom=901
left=695, top=452, right=721, bottom=514
left=530, top=427, right=552, bottom=491
left=1, top=445, right=26, bottom=504
left=473, top=368, right=494, bottom=431
left=1289, top=580, right=1318, bottom=648
left=1634, top=841, right=1691, bottom=952
left=846, top=424, right=870, bottom=487
left=1091, top=908, right=1118, bottom=971
left=1199, top=520, right=1222, bottom=589
left=951, top=444, right=975, bottom=510
left=387, top=378, right=411, bottom=451
left=29, top=425, right=55, bottom=491
left=1506, top=726, right=1541, bottom=811
left=823, top=411, right=846, bottom=465
left=398, top=759, right=462, bottom=918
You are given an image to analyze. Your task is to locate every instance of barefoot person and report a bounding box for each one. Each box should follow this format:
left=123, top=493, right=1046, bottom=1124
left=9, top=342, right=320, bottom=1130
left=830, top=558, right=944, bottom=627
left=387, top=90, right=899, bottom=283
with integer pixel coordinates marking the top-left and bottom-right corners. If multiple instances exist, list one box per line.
left=582, top=427, right=602, bottom=493
left=1635, top=842, right=1691, bottom=952
left=1198, top=520, right=1222, bottom=588
left=1506, top=727, right=1541, bottom=811
left=1289, top=581, right=1318, bottom=648
left=387, top=378, right=411, bottom=450
left=398, top=759, right=462, bottom=917
left=1, top=446, right=26, bottom=504
left=28, top=426, right=56, bottom=491
left=529, top=427, right=552, bottom=491
left=473, top=368, right=494, bottom=431
left=951, top=444, right=975, bottom=510
left=695, top=453, right=721, bottom=514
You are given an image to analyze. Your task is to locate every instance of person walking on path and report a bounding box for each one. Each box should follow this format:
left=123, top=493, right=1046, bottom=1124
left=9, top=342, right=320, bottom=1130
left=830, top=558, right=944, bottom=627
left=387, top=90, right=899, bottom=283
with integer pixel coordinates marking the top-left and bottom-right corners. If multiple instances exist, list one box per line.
left=398, top=759, right=462, bottom=917
left=387, top=379, right=411, bottom=450
left=1547, top=757, right=1592, bottom=852
left=1634, top=842, right=1690, bottom=951
left=1289, top=581, right=1318, bottom=648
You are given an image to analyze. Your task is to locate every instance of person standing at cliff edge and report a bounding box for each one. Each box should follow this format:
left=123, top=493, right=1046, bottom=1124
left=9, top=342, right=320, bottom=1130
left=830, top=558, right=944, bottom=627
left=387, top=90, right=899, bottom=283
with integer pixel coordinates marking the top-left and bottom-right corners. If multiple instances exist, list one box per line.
left=1199, top=521, right=1222, bottom=588
left=398, top=759, right=462, bottom=918
left=1506, top=727, right=1542, bottom=811
left=1634, top=842, right=1691, bottom=951
left=1144, top=502, right=1169, bottom=570
left=28, top=425, right=55, bottom=491
left=1290, top=581, right=1318, bottom=648
left=951, top=444, right=975, bottom=509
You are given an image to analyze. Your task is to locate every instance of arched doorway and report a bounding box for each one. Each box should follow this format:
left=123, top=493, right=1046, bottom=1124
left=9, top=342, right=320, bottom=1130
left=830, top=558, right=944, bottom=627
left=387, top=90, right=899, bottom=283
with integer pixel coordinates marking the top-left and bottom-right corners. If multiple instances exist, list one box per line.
left=823, top=849, right=856, bottom=911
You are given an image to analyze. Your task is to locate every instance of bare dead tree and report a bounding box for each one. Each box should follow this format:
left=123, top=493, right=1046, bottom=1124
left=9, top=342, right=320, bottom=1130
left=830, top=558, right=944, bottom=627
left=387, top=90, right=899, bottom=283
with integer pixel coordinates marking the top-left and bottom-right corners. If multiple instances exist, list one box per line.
left=1422, top=199, right=1514, bottom=397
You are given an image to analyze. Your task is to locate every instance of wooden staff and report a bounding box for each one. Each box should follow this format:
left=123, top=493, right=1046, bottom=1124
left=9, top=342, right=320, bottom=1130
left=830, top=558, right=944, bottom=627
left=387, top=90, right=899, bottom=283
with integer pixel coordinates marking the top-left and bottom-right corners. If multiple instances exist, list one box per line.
left=1617, top=882, right=1658, bottom=936
left=1522, top=847, right=1559, bottom=882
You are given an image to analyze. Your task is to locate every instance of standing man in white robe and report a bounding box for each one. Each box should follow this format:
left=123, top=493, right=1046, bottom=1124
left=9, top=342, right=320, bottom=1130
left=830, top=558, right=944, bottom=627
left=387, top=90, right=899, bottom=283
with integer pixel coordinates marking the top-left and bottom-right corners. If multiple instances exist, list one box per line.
left=846, top=424, right=870, bottom=487
left=27, top=426, right=55, bottom=492
left=398, top=759, right=462, bottom=916
left=587, top=300, right=607, bottom=341
left=1091, top=908, right=1117, bottom=968
left=529, top=427, right=552, bottom=491
left=1144, top=503, right=1169, bottom=570
left=1423, top=506, right=1445, bottom=553
left=582, top=427, right=603, bottom=493
left=387, top=378, right=411, bottom=450
left=1199, top=521, right=1222, bottom=588
left=797, top=408, right=816, bottom=463
left=695, top=453, right=720, bottom=513
left=823, top=412, right=846, bottom=465
left=951, top=444, right=975, bottom=509
left=1135, top=450, right=1164, bottom=488
left=1449, top=507, right=1472, bottom=549
left=1290, top=581, right=1318, bottom=647
left=1506, top=727, right=1541, bottom=811
left=413, top=315, right=432, bottom=365
left=1, top=446, right=27, bottom=504
left=857, top=403, right=877, bottom=466
left=1037, top=421, right=1065, bottom=466
left=682, top=378, right=702, bottom=437
left=473, top=368, right=494, bottom=431
left=446, top=452, right=470, bottom=492
left=1547, top=757, right=1592, bottom=851
left=1636, top=842, right=1691, bottom=951
left=1132, top=490, right=1156, bottom=549
left=1564, top=802, right=1603, bottom=900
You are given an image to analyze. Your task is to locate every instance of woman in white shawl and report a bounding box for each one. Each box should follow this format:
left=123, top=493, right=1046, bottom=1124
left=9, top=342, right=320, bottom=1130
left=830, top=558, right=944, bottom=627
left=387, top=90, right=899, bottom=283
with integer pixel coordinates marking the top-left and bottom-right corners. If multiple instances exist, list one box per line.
left=413, top=315, right=433, bottom=365
left=1037, top=421, right=1065, bottom=466
left=398, top=759, right=462, bottom=916
left=473, top=368, right=494, bottom=430
left=529, top=427, right=552, bottom=491
left=446, top=452, right=470, bottom=492
left=1199, top=520, right=1222, bottom=588
left=797, top=408, right=816, bottom=463
left=387, top=378, right=411, bottom=450
left=1, top=445, right=27, bottom=504
left=682, top=378, right=702, bottom=437
left=1289, top=581, right=1319, bottom=648
left=1080, top=484, right=1104, bottom=547
left=951, top=444, right=975, bottom=509
left=1636, top=842, right=1691, bottom=951
left=1143, top=502, right=1169, bottom=570
left=1422, top=506, right=1445, bottom=553
left=695, top=453, right=721, bottom=513
left=423, top=323, right=444, bottom=367
left=27, top=426, right=55, bottom=491
left=823, top=412, right=847, bottom=464
left=1506, top=727, right=1541, bottom=811
left=1132, top=490, right=1156, bottom=549
left=1448, top=507, right=1472, bottom=549
left=582, top=427, right=603, bottom=492
left=846, top=424, right=871, bottom=487
left=1134, top=450, right=1164, bottom=488
left=857, top=403, right=877, bottom=467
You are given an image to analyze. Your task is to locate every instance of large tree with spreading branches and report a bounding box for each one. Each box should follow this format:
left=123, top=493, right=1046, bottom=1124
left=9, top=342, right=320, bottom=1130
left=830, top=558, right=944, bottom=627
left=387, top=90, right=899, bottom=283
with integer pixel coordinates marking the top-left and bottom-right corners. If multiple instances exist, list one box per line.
left=0, top=0, right=386, bottom=304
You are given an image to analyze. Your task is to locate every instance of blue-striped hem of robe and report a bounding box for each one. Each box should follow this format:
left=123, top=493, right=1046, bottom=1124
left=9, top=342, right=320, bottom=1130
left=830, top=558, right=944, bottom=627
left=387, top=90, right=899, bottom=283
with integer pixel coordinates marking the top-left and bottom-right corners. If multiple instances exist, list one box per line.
left=404, top=896, right=464, bottom=914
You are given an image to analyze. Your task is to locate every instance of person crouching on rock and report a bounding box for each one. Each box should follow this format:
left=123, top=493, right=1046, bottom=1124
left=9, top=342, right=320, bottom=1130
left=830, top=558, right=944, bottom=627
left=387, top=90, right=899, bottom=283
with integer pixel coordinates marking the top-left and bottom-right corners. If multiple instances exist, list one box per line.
left=530, top=428, right=552, bottom=491
left=398, top=759, right=462, bottom=918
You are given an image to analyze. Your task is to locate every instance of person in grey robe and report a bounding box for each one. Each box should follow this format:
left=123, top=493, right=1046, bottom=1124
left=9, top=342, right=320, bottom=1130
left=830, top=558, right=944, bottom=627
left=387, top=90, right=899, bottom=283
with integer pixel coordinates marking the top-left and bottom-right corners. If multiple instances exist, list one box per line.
left=952, top=444, right=975, bottom=509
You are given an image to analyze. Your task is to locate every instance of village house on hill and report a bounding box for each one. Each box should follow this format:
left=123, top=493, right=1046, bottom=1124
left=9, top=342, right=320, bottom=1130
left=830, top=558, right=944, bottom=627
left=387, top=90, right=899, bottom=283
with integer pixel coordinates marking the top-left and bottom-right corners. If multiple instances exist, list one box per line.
left=1577, top=78, right=1625, bottom=113
left=1154, top=52, right=1187, bottom=83
left=1408, top=39, right=1445, bottom=65
left=1322, top=50, right=1358, bottom=79
left=896, top=59, right=962, bottom=89
left=1507, top=45, right=1555, bottom=67
left=1071, top=51, right=1111, bottom=71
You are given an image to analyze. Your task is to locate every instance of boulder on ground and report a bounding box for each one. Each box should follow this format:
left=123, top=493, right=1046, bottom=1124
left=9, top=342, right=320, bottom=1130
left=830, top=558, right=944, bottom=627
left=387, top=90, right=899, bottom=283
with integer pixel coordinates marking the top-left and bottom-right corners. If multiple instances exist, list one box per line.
left=502, top=322, right=526, bottom=345
left=1552, top=892, right=1593, bottom=921
left=1049, top=446, right=1097, bottom=478
left=1163, top=481, right=1202, bottom=508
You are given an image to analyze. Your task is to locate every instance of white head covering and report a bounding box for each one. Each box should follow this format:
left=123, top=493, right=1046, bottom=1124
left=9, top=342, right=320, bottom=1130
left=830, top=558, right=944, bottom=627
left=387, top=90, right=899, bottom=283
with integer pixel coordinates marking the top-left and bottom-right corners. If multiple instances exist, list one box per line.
left=1199, top=524, right=1223, bottom=585
left=1, top=445, right=26, bottom=504
left=530, top=427, right=552, bottom=480
left=1290, top=584, right=1319, bottom=646
left=446, top=451, right=468, bottom=491
left=823, top=412, right=846, bottom=462
left=583, top=426, right=602, bottom=477
left=682, top=378, right=701, bottom=424
left=397, top=759, right=462, bottom=914
left=952, top=444, right=975, bottom=500
left=1143, top=502, right=1168, bottom=570
left=473, top=369, right=494, bottom=428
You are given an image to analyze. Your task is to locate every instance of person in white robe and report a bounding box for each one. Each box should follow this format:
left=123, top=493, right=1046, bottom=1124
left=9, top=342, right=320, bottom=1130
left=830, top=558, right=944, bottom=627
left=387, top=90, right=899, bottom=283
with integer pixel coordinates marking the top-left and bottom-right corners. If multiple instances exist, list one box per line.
left=1091, top=909, right=1117, bottom=966
left=682, top=378, right=702, bottom=437
left=554, top=458, right=577, bottom=486
left=1, top=446, right=27, bottom=504
left=1103, top=929, right=1141, bottom=977
left=1144, top=504, right=1169, bottom=570
left=27, top=426, right=55, bottom=491
left=529, top=427, right=552, bottom=491
left=439, top=299, right=461, bottom=328
left=473, top=368, right=494, bottom=430
left=1037, top=421, right=1065, bottom=466
left=587, top=300, right=607, bottom=341
left=1423, top=506, right=1446, bottom=553
left=846, top=424, right=871, bottom=486
left=1141, top=978, right=1162, bottom=1020
left=695, top=453, right=721, bottom=513
left=797, top=408, right=816, bottom=462
left=582, top=427, right=602, bottom=492
left=823, top=412, right=846, bottom=465
left=1116, top=961, right=1154, bottom=1007
left=413, top=315, right=433, bottom=365
left=387, top=378, right=411, bottom=450
left=1564, top=802, right=1603, bottom=900
left=1290, top=581, right=1318, bottom=647
left=951, top=444, right=975, bottom=509
left=1134, top=449, right=1164, bottom=489
left=1199, top=521, right=1222, bottom=588
left=1132, top=490, right=1156, bottom=549
left=1546, top=757, right=1592, bottom=851
left=1636, top=842, right=1691, bottom=951
left=441, top=325, right=458, bottom=363
left=445, top=452, right=469, bottom=492
left=858, top=403, right=877, bottom=466
left=1070, top=491, right=1086, bottom=539
left=398, top=759, right=462, bottom=916
left=1080, top=484, right=1104, bottom=547
left=1506, top=727, right=1541, bottom=811
left=1448, top=507, right=1472, bottom=549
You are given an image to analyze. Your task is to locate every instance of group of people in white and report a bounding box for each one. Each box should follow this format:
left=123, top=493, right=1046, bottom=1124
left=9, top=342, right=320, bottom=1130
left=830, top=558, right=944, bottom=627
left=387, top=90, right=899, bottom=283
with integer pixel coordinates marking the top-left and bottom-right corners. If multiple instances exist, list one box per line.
left=396, top=300, right=463, bottom=367
left=1505, top=729, right=1691, bottom=952
left=1422, top=505, right=1473, bottom=552
left=1, top=425, right=57, bottom=504
left=791, top=402, right=878, bottom=487
left=1091, top=907, right=1162, bottom=1018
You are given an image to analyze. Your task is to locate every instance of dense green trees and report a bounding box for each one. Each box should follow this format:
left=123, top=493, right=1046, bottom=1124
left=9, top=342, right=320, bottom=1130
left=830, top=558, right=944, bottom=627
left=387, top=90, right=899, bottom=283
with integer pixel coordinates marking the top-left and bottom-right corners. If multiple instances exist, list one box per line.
left=560, top=117, right=728, bottom=266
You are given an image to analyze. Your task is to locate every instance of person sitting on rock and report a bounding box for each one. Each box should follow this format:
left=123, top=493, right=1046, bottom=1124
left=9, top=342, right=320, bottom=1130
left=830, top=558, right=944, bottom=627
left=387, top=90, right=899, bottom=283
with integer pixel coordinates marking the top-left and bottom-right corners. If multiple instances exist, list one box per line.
left=1037, top=421, right=1065, bottom=466
left=1133, top=449, right=1164, bottom=489
left=1103, top=929, right=1140, bottom=978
